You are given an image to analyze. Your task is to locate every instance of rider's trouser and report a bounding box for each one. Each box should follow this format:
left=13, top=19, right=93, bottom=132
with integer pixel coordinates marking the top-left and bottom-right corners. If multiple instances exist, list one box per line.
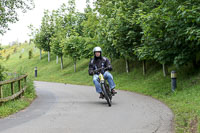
left=93, top=71, right=116, bottom=93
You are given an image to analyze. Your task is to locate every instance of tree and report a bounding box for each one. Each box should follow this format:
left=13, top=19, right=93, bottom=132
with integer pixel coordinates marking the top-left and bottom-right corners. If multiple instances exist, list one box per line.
left=62, top=36, right=86, bottom=72
left=50, top=1, right=85, bottom=70
left=95, top=0, right=143, bottom=73
left=51, top=34, right=64, bottom=69
left=135, top=0, right=200, bottom=73
left=27, top=24, right=36, bottom=45
left=134, top=1, right=172, bottom=76
left=74, top=12, right=86, bottom=36
left=81, top=6, right=100, bottom=59
left=63, top=0, right=77, bottom=38
left=36, top=10, right=55, bottom=62
left=0, top=0, right=34, bottom=34
left=171, top=1, right=200, bottom=68
left=50, top=9, right=66, bottom=70
left=50, top=11, right=66, bottom=69
left=97, top=17, right=120, bottom=62
left=34, top=29, right=43, bottom=60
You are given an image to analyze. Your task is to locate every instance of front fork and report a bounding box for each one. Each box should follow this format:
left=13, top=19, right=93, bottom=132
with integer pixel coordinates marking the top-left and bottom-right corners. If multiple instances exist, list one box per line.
left=99, top=73, right=111, bottom=95
left=99, top=73, right=105, bottom=87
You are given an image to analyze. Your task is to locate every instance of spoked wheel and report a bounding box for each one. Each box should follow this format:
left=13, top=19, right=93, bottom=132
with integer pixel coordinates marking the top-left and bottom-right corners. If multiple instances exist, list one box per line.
left=105, top=83, right=112, bottom=102
left=102, top=84, right=111, bottom=107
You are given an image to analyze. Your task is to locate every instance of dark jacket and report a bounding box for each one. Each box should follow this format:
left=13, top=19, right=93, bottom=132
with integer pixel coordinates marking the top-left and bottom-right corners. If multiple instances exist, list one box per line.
left=88, top=56, right=112, bottom=76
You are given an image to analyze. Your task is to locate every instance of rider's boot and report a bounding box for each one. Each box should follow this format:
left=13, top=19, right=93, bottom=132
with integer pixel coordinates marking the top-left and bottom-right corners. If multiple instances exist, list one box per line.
left=111, top=89, right=117, bottom=95
left=99, top=92, right=104, bottom=99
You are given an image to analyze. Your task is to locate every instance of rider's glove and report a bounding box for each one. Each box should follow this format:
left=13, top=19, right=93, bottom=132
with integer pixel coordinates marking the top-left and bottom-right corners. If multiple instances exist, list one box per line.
left=107, top=66, right=112, bottom=71
left=89, top=70, right=94, bottom=75
left=94, top=71, right=98, bottom=75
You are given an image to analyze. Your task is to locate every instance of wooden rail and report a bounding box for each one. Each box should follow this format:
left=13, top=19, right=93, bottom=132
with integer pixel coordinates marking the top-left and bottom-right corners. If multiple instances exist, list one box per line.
left=0, top=74, right=28, bottom=103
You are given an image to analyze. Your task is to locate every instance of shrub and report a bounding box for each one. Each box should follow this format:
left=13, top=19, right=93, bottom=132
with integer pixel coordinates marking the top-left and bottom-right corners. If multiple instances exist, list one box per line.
left=19, top=54, right=22, bottom=59
left=0, top=65, right=5, bottom=81
left=28, top=49, right=32, bottom=59
left=13, top=47, right=17, bottom=53
left=6, top=54, right=10, bottom=61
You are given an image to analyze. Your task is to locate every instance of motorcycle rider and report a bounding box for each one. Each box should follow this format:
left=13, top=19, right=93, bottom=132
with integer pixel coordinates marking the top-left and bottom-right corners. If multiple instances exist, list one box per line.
left=88, top=46, right=117, bottom=98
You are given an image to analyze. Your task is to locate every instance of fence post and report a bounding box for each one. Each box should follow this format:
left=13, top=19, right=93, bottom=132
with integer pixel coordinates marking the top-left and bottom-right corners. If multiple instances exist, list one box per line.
left=23, top=76, right=27, bottom=95
left=0, top=85, right=3, bottom=98
left=11, top=82, right=14, bottom=95
left=18, top=80, right=21, bottom=91
left=24, top=76, right=27, bottom=83
left=18, top=80, right=22, bottom=97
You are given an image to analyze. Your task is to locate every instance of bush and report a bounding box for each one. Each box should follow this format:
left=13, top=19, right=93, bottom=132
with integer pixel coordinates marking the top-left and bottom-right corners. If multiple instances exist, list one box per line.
left=0, top=65, right=5, bottom=81
left=13, top=47, right=17, bottom=53
left=6, top=54, right=10, bottom=61
left=24, top=76, right=36, bottom=99
left=28, top=49, right=33, bottom=59
left=19, top=54, right=22, bottom=59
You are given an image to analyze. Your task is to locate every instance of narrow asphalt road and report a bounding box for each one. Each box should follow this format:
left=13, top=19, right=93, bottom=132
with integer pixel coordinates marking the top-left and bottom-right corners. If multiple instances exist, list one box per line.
left=0, top=81, right=174, bottom=133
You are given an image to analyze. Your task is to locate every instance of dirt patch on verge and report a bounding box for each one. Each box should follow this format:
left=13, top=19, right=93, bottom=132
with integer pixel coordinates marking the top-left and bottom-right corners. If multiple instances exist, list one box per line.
left=189, top=116, right=198, bottom=133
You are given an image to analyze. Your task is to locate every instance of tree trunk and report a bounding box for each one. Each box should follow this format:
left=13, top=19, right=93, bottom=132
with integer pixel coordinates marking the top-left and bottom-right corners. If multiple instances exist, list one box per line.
left=48, top=51, right=50, bottom=62
left=74, top=60, right=76, bottom=72
left=125, top=59, right=130, bottom=73
left=56, top=56, right=59, bottom=64
left=40, top=49, right=42, bottom=60
left=61, top=55, right=63, bottom=70
left=162, top=63, right=168, bottom=77
left=143, top=60, right=146, bottom=76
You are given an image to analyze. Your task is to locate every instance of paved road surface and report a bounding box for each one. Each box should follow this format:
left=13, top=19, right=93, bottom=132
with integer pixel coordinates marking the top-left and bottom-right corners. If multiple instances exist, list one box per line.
left=0, top=81, right=174, bottom=133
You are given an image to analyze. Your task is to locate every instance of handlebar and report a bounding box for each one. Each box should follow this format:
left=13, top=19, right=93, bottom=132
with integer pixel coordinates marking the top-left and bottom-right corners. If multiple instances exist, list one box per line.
left=93, top=67, right=109, bottom=73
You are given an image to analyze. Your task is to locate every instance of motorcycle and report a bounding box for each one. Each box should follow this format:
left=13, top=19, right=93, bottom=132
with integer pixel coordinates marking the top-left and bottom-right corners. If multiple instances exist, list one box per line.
left=94, top=67, right=114, bottom=107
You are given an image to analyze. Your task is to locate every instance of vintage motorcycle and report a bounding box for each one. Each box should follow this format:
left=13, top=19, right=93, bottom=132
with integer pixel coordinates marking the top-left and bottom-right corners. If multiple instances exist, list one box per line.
left=94, top=67, right=115, bottom=107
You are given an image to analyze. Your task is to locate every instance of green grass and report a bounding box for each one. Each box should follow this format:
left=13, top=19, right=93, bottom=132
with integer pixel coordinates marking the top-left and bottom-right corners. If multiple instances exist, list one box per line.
left=0, top=76, right=36, bottom=118
left=2, top=43, right=200, bottom=132
left=0, top=44, right=36, bottom=118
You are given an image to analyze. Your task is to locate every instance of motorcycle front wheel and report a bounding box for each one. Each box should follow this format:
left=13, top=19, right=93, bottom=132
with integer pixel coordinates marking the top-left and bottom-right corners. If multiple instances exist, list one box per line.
left=101, top=84, right=111, bottom=107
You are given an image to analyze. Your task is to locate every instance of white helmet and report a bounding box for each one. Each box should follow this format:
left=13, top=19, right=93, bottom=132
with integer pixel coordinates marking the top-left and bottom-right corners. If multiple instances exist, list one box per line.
left=93, top=46, right=102, bottom=53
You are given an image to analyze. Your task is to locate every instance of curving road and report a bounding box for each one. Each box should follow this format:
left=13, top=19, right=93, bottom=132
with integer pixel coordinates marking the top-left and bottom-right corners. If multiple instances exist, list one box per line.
left=0, top=81, right=174, bottom=133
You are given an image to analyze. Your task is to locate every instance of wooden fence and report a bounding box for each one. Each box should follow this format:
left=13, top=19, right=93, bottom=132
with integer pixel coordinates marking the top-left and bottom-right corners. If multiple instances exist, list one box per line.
left=0, top=74, right=28, bottom=103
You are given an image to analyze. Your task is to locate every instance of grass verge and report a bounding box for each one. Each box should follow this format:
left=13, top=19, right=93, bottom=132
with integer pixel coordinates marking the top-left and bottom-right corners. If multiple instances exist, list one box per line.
left=0, top=76, right=36, bottom=118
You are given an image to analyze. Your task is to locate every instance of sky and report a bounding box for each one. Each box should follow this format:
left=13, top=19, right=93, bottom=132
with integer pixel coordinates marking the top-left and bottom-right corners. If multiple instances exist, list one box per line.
left=0, top=0, right=88, bottom=45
